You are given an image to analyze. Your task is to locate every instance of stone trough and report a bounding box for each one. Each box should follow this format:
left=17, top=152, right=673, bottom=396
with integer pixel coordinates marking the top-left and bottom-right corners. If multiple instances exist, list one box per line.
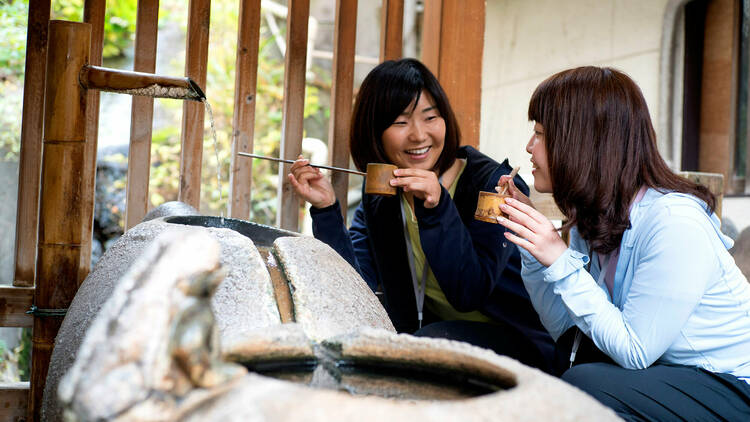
left=42, top=202, right=619, bottom=421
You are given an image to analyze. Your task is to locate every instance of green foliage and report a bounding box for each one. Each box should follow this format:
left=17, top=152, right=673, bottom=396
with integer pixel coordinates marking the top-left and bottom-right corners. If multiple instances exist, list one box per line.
left=52, top=0, right=137, bottom=59
left=0, top=0, right=29, bottom=79
left=0, top=80, right=23, bottom=160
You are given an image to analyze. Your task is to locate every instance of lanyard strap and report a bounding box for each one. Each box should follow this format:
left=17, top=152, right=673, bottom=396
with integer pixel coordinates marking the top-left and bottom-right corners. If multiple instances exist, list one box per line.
left=400, top=201, right=428, bottom=329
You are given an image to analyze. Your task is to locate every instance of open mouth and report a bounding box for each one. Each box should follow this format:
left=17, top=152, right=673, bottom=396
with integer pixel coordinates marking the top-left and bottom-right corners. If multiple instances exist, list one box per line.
left=405, top=146, right=430, bottom=156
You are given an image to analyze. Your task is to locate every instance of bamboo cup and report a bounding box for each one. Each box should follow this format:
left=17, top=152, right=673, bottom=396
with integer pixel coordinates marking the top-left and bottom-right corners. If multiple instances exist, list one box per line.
left=474, top=191, right=509, bottom=223
left=364, top=163, right=397, bottom=196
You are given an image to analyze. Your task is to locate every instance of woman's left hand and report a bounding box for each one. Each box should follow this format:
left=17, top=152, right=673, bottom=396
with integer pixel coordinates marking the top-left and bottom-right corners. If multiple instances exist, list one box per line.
left=390, top=168, right=442, bottom=208
left=496, top=197, right=568, bottom=267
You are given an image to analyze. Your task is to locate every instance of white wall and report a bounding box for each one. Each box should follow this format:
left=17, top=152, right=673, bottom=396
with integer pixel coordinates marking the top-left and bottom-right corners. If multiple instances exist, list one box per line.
left=481, top=0, right=672, bottom=176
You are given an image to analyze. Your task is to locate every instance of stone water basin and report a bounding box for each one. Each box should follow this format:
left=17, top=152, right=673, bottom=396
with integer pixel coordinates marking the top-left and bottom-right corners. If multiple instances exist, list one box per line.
left=43, top=204, right=619, bottom=421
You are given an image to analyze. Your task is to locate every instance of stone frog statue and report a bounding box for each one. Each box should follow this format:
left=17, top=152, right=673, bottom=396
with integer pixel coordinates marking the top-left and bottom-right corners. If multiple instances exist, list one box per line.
left=169, top=266, right=245, bottom=392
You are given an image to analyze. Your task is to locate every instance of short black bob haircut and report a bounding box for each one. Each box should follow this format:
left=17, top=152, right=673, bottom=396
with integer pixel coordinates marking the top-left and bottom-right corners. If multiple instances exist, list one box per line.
left=349, top=58, right=460, bottom=175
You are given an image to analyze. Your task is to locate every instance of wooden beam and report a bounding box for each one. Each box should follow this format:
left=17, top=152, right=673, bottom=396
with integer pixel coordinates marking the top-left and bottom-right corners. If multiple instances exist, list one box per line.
left=328, top=0, right=358, bottom=217
left=698, top=0, right=739, bottom=193
left=32, top=20, right=92, bottom=422
left=229, top=0, right=262, bottom=220
left=126, top=0, right=160, bottom=229
left=13, top=0, right=51, bottom=288
left=379, top=0, right=403, bottom=61
left=81, top=0, right=106, bottom=283
left=277, top=0, right=310, bottom=232
left=0, top=382, right=29, bottom=422
left=421, top=0, right=485, bottom=148
left=0, top=286, right=34, bottom=328
left=179, top=0, right=211, bottom=209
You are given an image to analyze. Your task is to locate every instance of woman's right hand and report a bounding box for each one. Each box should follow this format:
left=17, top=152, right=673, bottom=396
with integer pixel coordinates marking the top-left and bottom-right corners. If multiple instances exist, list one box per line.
left=496, top=175, right=534, bottom=208
left=287, top=155, right=336, bottom=209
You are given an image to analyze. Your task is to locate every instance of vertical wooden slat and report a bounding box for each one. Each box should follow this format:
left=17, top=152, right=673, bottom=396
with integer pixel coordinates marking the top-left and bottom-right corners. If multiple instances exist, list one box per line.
left=179, top=0, right=211, bottom=209
left=80, top=0, right=106, bottom=282
left=420, top=0, right=441, bottom=74
left=31, top=21, right=91, bottom=421
left=277, top=0, right=310, bottom=231
left=379, top=0, right=403, bottom=61
left=229, top=0, right=262, bottom=220
left=421, top=0, right=485, bottom=148
left=328, top=0, right=358, bottom=217
left=125, top=0, right=160, bottom=229
left=13, top=0, right=51, bottom=287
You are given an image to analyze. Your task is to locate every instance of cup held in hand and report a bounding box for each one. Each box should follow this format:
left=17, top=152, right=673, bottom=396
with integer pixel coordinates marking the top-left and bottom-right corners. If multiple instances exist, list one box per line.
left=364, top=163, right=397, bottom=196
left=474, top=191, right=509, bottom=223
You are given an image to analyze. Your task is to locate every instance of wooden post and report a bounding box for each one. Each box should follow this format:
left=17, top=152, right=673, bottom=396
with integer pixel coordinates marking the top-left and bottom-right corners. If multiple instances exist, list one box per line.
left=80, top=0, right=106, bottom=283
left=698, top=0, right=739, bottom=193
left=379, top=0, right=403, bottom=61
left=30, top=20, right=91, bottom=421
left=277, top=0, right=310, bottom=231
left=328, top=0, right=358, bottom=216
left=13, top=0, right=51, bottom=287
left=421, top=0, right=485, bottom=148
left=179, top=0, right=211, bottom=209
left=126, top=0, right=160, bottom=229
left=229, top=0, right=262, bottom=220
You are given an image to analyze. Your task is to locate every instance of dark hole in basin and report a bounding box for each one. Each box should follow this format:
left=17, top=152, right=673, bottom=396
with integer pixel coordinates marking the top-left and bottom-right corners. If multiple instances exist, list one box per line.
left=243, top=358, right=515, bottom=401
left=165, top=215, right=298, bottom=247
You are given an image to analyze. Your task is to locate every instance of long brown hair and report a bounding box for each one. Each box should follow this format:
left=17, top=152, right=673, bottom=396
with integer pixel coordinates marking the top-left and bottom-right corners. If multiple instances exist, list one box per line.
left=349, top=58, right=460, bottom=175
left=528, top=66, right=715, bottom=254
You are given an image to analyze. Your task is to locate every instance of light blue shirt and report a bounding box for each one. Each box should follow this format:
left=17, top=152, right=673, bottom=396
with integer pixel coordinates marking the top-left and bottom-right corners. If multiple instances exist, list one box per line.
left=521, top=188, right=750, bottom=383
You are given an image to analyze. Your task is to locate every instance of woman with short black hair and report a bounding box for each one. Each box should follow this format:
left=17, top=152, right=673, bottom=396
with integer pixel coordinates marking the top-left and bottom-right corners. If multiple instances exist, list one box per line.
left=288, top=58, right=560, bottom=373
left=497, top=66, right=750, bottom=420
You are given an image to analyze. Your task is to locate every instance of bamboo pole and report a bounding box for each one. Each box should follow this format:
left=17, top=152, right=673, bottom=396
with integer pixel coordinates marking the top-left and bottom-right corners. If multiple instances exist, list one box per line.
left=277, top=0, right=311, bottom=231
left=126, top=0, right=160, bottom=229
left=30, top=20, right=91, bottom=421
left=13, top=0, right=51, bottom=287
left=179, top=0, right=212, bottom=209
left=229, top=0, right=262, bottom=220
left=328, top=0, right=358, bottom=217
left=379, top=0, right=403, bottom=61
left=81, top=66, right=205, bottom=100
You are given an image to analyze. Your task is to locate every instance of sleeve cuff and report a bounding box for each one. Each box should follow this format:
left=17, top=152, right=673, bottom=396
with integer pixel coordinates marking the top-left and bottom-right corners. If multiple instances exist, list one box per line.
left=542, top=248, right=589, bottom=283
left=309, top=200, right=340, bottom=216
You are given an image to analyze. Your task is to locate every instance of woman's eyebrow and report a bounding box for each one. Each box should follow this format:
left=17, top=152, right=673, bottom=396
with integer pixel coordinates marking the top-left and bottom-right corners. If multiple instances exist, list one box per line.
left=421, top=106, right=437, bottom=113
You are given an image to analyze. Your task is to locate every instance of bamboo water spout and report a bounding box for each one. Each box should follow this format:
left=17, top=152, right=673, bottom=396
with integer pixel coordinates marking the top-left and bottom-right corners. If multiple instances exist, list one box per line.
left=29, top=19, right=207, bottom=421
left=80, top=65, right=206, bottom=101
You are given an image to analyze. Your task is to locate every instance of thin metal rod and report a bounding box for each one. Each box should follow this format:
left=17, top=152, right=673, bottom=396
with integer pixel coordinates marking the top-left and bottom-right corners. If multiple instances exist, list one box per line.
left=238, top=151, right=366, bottom=176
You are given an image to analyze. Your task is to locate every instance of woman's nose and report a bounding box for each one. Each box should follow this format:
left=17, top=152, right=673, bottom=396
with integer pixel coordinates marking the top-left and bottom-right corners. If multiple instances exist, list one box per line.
left=526, top=135, right=534, bottom=153
left=409, top=121, right=426, bottom=141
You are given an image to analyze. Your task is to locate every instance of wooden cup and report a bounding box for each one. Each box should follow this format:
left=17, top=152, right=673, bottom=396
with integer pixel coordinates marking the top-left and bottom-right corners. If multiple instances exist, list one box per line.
left=364, top=163, right=397, bottom=196
left=474, top=191, right=509, bottom=223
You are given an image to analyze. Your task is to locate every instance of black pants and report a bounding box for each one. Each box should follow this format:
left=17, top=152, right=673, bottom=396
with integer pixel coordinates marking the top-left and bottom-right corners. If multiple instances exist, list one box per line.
left=557, top=328, right=750, bottom=421
left=413, top=319, right=552, bottom=374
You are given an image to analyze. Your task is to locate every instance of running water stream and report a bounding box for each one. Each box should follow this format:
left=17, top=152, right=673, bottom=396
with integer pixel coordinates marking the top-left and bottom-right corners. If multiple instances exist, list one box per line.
left=203, top=99, right=224, bottom=219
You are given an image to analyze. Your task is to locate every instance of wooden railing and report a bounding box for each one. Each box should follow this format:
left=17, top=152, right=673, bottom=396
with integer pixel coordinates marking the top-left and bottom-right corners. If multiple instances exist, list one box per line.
left=3, top=1, right=487, bottom=420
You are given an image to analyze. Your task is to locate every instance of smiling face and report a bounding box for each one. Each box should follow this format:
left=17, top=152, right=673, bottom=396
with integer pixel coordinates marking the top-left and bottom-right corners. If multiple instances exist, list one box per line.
left=527, top=122, right=552, bottom=193
left=381, top=90, right=446, bottom=171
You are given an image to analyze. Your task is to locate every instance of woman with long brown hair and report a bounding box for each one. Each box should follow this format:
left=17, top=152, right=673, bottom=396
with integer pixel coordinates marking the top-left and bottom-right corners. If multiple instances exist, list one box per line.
left=497, top=66, right=750, bottom=419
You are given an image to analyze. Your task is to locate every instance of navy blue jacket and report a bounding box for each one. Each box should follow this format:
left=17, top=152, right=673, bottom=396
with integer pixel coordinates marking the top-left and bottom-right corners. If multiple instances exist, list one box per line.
left=310, top=146, right=555, bottom=361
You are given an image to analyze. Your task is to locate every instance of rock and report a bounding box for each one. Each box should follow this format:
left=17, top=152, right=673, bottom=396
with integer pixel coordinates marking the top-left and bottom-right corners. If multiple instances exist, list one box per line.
left=175, top=329, right=620, bottom=422
left=274, top=236, right=395, bottom=340
left=142, top=201, right=199, bottom=222
left=43, top=219, right=281, bottom=421
left=58, top=230, right=246, bottom=421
